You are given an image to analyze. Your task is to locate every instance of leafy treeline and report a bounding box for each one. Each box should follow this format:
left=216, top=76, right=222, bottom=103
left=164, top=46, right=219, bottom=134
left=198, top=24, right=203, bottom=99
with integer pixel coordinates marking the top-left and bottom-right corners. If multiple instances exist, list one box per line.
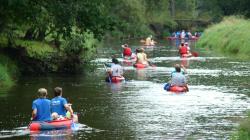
left=1, top=0, right=250, bottom=42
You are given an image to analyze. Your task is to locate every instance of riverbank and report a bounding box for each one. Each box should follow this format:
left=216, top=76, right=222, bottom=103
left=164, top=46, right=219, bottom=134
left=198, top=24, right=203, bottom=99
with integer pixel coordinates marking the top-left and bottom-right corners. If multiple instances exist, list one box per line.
left=197, top=16, right=250, bottom=59
left=0, top=31, right=99, bottom=89
left=231, top=112, right=250, bottom=139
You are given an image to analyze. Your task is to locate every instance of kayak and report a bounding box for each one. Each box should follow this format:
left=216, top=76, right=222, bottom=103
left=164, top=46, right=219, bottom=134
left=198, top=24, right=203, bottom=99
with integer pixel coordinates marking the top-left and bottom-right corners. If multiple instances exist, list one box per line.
left=166, top=37, right=177, bottom=40
left=169, top=86, right=188, bottom=92
left=111, top=76, right=125, bottom=83
left=29, top=119, right=73, bottom=131
left=164, top=83, right=188, bottom=93
left=133, top=63, right=148, bottom=69
left=181, top=54, right=193, bottom=58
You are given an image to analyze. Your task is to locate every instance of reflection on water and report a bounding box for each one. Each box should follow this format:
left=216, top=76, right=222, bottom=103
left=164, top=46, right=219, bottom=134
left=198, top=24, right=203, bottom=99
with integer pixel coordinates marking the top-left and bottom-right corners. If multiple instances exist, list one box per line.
left=0, top=41, right=250, bottom=139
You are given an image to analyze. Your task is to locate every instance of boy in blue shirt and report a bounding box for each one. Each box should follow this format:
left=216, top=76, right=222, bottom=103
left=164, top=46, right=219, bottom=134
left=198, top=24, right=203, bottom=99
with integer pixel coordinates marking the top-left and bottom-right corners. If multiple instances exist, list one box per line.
left=51, top=87, right=73, bottom=116
left=51, top=87, right=78, bottom=122
left=31, top=88, right=51, bottom=121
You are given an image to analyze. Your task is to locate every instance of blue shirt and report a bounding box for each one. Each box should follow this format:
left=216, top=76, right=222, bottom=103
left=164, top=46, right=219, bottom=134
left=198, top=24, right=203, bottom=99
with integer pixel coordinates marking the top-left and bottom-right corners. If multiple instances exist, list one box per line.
left=32, top=98, right=51, bottom=121
left=51, top=96, right=68, bottom=116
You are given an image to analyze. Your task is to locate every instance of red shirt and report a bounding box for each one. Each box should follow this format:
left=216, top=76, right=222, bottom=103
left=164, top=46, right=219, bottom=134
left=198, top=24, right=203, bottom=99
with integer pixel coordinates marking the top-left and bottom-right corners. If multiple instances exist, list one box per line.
left=123, top=47, right=132, bottom=56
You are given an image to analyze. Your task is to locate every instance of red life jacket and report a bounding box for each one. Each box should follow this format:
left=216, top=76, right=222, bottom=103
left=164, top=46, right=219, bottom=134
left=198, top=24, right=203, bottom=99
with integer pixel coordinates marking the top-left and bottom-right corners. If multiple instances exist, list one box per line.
left=123, top=47, right=132, bottom=56
left=179, top=46, right=188, bottom=55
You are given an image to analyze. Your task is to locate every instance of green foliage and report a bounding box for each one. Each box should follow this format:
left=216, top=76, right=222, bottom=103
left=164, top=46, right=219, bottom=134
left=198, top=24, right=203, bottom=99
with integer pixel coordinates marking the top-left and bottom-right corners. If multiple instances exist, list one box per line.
left=197, top=16, right=250, bottom=59
left=0, top=54, right=18, bottom=88
left=231, top=112, right=250, bottom=140
left=15, top=39, right=56, bottom=59
left=62, top=30, right=98, bottom=59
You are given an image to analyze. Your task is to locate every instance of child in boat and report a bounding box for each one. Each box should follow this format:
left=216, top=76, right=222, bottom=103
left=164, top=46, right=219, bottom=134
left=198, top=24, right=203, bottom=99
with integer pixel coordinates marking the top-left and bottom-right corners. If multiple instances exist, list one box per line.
left=31, top=88, right=51, bottom=121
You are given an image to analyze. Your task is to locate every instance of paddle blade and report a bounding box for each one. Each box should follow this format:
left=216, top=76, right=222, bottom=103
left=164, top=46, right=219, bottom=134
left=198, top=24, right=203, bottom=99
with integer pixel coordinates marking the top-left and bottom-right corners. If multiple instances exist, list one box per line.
left=191, top=52, right=199, bottom=57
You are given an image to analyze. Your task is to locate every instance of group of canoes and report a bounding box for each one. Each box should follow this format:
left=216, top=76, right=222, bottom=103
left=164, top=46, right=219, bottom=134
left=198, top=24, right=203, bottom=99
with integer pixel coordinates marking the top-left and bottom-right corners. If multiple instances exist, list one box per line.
left=105, top=39, right=191, bottom=93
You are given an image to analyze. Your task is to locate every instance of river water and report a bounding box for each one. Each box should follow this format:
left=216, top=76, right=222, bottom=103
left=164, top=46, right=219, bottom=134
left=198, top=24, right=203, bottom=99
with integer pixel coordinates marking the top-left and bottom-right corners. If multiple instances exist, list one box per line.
left=0, top=40, right=249, bottom=139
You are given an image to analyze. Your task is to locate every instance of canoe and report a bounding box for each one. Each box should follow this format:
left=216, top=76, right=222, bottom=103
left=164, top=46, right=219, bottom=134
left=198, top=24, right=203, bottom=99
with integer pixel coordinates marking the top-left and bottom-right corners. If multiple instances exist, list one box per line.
left=29, top=119, right=73, bottom=131
left=166, top=37, right=177, bottom=40
left=111, top=76, right=125, bottom=83
left=133, top=63, right=148, bottom=69
left=169, top=86, right=187, bottom=92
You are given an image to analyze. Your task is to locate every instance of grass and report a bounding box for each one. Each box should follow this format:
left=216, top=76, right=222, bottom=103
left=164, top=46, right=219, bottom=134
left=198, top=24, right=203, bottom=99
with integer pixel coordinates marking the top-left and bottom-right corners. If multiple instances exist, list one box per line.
left=197, top=16, right=250, bottom=59
left=231, top=112, right=250, bottom=140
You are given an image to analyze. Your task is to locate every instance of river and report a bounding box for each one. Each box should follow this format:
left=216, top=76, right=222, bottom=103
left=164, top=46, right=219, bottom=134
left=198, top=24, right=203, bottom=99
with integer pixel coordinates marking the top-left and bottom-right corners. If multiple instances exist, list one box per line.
left=0, top=40, right=249, bottom=139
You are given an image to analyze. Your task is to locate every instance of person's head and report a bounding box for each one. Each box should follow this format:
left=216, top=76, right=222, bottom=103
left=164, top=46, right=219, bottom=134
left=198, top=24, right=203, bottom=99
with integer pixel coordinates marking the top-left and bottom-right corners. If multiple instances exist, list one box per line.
left=38, top=88, right=47, bottom=98
left=112, top=58, right=119, bottom=64
left=54, top=87, right=62, bottom=97
left=51, top=112, right=59, bottom=120
left=124, top=44, right=129, bottom=48
left=181, top=43, right=184, bottom=46
left=184, top=42, right=188, bottom=46
left=174, top=64, right=181, bottom=72
left=140, top=48, right=145, bottom=52
left=136, top=48, right=140, bottom=53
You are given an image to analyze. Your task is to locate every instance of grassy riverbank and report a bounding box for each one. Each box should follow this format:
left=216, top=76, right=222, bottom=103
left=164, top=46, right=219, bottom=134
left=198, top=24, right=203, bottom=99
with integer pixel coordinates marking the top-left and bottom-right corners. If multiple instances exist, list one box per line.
left=197, top=16, right=250, bottom=59
left=231, top=112, right=250, bottom=140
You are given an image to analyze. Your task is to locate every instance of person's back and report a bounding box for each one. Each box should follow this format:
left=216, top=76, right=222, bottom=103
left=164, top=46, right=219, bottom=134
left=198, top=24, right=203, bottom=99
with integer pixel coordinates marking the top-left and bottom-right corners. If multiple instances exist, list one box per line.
left=122, top=44, right=132, bottom=57
left=32, top=88, right=51, bottom=121
left=111, top=64, right=123, bottom=77
left=51, top=96, right=67, bottom=116
left=179, top=45, right=188, bottom=55
left=171, top=72, right=186, bottom=86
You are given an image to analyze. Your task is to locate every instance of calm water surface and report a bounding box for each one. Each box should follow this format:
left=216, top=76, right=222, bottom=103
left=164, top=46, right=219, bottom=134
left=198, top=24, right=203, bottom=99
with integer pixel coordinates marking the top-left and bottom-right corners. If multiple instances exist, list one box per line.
left=0, top=40, right=250, bottom=139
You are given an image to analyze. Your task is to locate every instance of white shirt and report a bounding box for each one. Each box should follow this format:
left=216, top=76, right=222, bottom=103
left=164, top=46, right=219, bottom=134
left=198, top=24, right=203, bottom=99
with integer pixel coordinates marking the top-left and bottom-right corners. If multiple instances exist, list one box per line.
left=111, top=64, right=123, bottom=77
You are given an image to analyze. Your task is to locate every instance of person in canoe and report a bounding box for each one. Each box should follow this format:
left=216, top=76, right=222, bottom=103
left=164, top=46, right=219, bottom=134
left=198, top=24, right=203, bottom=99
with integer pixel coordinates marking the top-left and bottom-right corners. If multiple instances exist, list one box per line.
left=135, top=48, right=149, bottom=66
left=179, top=42, right=192, bottom=57
left=51, top=87, right=78, bottom=122
left=170, top=64, right=189, bottom=91
left=121, top=44, right=132, bottom=58
left=140, top=35, right=157, bottom=46
left=106, top=58, right=125, bottom=83
left=31, top=88, right=52, bottom=121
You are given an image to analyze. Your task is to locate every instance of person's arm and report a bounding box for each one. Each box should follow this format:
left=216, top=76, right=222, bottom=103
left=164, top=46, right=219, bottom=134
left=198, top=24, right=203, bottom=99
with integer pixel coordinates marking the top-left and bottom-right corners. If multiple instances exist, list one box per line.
left=64, top=104, right=74, bottom=115
left=181, top=65, right=187, bottom=74
left=63, top=98, right=74, bottom=116
left=31, top=109, right=37, bottom=120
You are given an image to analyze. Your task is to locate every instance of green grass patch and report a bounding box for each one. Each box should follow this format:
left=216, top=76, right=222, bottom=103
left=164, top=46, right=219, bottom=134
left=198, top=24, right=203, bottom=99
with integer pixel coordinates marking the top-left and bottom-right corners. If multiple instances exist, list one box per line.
left=197, top=16, right=250, bottom=59
left=231, top=112, right=250, bottom=140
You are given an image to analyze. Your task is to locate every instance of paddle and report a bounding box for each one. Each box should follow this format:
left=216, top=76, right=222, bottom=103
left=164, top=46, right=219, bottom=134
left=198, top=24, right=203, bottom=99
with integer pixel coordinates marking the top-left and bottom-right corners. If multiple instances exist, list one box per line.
left=103, top=64, right=111, bottom=83
left=191, top=51, right=199, bottom=57
left=148, top=61, right=156, bottom=67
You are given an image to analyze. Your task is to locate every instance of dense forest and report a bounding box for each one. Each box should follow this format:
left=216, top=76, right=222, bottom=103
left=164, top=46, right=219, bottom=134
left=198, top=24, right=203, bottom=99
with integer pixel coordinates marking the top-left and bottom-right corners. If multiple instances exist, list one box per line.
left=1, top=0, right=250, bottom=42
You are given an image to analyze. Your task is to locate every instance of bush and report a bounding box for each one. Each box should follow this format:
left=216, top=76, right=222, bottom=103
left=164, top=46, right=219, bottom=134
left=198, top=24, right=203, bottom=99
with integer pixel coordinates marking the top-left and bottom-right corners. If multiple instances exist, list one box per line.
left=197, top=16, right=250, bottom=59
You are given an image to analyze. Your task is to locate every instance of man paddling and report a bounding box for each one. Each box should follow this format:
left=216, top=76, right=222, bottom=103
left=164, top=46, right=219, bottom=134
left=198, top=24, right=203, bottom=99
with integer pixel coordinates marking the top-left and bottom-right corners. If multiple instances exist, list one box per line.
left=170, top=64, right=189, bottom=91
left=51, top=87, right=78, bottom=122
left=31, top=88, right=51, bottom=121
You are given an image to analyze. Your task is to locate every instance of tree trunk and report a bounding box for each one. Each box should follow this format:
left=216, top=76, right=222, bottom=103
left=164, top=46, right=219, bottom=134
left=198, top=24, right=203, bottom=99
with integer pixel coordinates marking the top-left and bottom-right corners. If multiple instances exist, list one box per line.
left=24, top=28, right=35, bottom=40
